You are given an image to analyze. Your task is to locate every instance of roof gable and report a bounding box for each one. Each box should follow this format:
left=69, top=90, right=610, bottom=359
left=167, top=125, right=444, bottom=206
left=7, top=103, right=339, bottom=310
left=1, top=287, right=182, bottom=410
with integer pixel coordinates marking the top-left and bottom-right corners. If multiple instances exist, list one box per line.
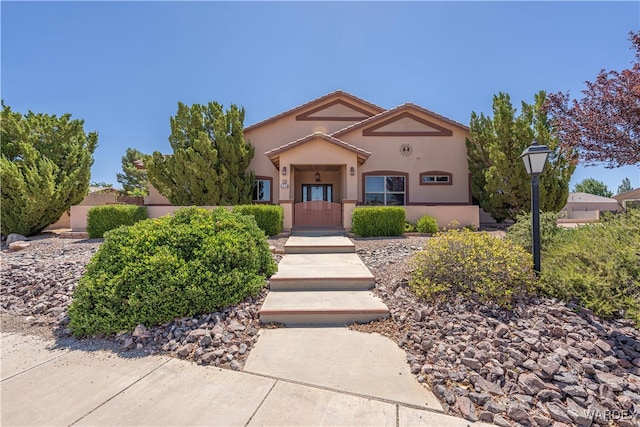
left=265, top=132, right=371, bottom=168
left=244, top=90, right=384, bottom=133
left=332, top=103, right=469, bottom=138
left=362, top=111, right=453, bottom=137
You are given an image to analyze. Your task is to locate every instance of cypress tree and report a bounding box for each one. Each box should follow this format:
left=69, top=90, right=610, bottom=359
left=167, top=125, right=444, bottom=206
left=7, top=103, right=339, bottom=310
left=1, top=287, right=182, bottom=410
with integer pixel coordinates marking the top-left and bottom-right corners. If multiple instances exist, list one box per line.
left=147, top=102, right=254, bottom=206
left=0, top=102, right=98, bottom=236
left=466, top=91, right=575, bottom=222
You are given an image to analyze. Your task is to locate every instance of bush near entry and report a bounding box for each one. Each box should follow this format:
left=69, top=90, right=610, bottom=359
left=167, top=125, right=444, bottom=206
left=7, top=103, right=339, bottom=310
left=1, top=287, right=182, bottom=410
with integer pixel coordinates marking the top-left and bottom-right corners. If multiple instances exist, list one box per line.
left=232, top=205, right=283, bottom=236
left=416, top=214, right=439, bottom=234
left=410, top=228, right=536, bottom=308
left=540, top=210, right=640, bottom=326
left=352, top=207, right=405, bottom=237
left=86, top=205, right=148, bottom=238
left=68, top=207, right=277, bottom=336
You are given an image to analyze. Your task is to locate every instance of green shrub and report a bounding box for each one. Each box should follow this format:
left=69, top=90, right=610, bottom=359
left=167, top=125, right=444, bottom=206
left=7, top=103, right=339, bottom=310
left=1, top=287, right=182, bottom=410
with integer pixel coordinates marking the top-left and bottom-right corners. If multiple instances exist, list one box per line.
left=540, top=210, right=640, bottom=326
left=404, top=221, right=417, bottom=233
left=86, top=205, right=148, bottom=238
left=68, top=207, right=277, bottom=336
left=233, top=205, right=283, bottom=236
left=416, top=214, right=439, bottom=234
left=409, top=229, right=536, bottom=307
left=352, top=207, right=405, bottom=237
left=506, top=211, right=562, bottom=252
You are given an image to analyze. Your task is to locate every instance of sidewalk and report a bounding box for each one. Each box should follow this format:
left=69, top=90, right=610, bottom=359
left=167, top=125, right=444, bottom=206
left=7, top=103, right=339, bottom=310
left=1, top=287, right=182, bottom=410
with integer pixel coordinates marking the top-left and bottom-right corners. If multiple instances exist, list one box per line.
left=1, top=331, right=493, bottom=426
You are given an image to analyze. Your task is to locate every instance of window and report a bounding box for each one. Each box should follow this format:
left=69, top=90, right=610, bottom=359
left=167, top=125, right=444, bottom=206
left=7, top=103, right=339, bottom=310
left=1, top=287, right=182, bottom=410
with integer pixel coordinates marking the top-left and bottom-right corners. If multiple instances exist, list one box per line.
left=365, top=175, right=405, bottom=205
left=420, top=171, right=452, bottom=185
left=252, top=178, right=271, bottom=203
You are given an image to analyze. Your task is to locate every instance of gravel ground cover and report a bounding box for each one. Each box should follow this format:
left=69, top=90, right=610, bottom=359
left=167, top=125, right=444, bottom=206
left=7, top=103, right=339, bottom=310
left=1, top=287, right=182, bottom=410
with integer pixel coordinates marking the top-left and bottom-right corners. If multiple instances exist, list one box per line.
left=2, top=233, right=639, bottom=426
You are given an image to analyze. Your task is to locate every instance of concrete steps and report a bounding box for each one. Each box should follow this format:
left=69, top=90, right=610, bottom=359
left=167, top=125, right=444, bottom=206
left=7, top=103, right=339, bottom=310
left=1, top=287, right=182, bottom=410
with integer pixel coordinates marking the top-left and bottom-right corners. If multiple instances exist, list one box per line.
left=284, top=236, right=355, bottom=254
left=259, top=291, right=389, bottom=326
left=260, top=236, right=389, bottom=326
left=269, top=254, right=374, bottom=291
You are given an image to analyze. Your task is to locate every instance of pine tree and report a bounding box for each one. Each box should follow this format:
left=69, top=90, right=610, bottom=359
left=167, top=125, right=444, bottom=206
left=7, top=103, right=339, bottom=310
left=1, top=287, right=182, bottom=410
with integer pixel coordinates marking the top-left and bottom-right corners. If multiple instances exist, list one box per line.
left=617, top=177, right=633, bottom=195
left=116, top=147, right=149, bottom=195
left=1, top=102, right=98, bottom=236
left=466, top=91, right=575, bottom=222
left=146, top=102, right=254, bottom=206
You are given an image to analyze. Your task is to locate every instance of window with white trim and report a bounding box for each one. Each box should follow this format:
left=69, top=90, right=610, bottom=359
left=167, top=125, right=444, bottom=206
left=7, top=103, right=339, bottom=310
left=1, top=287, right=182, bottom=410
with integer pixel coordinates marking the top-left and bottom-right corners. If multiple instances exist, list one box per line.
left=420, top=171, right=452, bottom=185
left=252, top=179, right=271, bottom=202
left=365, top=175, right=405, bottom=205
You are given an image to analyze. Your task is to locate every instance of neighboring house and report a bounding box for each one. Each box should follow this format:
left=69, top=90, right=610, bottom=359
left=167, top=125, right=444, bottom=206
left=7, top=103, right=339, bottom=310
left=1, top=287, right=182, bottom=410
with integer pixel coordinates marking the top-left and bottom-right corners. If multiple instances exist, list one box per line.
left=146, top=90, right=479, bottom=231
left=560, top=192, right=620, bottom=221
left=613, top=187, right=640, bottom=210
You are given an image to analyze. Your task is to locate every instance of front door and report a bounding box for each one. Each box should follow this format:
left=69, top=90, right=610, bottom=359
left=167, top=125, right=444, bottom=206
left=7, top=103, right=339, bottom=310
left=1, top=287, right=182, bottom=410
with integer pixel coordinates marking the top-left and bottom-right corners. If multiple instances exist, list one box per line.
left=303, top=184, right=332, bottom=202
left=295, top=184, right=342, bottom=227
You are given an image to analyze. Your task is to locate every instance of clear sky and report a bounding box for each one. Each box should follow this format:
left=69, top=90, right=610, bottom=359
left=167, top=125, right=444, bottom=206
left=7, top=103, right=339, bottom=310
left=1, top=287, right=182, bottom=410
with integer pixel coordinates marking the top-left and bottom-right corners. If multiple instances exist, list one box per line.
left=2, top=1, right=639, bottom=194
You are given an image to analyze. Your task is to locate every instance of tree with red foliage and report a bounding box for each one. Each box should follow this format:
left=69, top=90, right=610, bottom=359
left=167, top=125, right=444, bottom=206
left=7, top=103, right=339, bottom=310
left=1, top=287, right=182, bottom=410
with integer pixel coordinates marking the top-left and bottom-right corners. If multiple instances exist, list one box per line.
left=546, top=32, right=640, bottom=168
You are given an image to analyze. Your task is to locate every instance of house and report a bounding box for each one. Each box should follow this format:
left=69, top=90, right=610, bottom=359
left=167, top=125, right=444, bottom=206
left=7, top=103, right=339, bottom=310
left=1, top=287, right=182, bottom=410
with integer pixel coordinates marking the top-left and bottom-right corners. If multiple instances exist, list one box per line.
left=146, top=90, right=479, bottom=231
left=613, top=187, right=640, bottom=210
left=560, top=192, right=620, bottom=222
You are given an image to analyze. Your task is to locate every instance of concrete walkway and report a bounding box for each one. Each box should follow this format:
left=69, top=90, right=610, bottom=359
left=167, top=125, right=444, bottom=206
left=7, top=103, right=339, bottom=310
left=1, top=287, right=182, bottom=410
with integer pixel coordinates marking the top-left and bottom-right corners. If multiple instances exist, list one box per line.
left=1, top=332, right=493, bottom=426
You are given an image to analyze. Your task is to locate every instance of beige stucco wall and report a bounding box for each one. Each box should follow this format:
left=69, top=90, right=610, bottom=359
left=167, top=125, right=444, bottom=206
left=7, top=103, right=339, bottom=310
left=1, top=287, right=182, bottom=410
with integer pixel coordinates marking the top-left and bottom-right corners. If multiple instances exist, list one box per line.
left=145, top=185, right=171, bottom=205
left=403, top=205, right=479, bottom=228
left=337, top=127, right=471, bottom=204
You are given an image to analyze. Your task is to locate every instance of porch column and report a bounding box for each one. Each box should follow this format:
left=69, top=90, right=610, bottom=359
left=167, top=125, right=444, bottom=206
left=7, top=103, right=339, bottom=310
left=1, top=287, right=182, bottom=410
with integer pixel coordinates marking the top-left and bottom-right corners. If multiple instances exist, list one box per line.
left=342, top=200, right=357, bottom=231
left=279, top=199, right=293, bottom=231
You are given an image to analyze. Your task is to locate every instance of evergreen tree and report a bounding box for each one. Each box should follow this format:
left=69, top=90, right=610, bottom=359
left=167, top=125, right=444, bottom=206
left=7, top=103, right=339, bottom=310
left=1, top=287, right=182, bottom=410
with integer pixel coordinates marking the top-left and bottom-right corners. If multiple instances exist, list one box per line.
left=146, top=102, right=254, bottom=205
left=466, top=91, right=575, bottom=222
left=617, top=177, right=633, bottom=195
left=116, top=147, right=149, bottom=195
left=573, top=178, right=613, bottom=198
left=1, top=102, right=98, bottom=236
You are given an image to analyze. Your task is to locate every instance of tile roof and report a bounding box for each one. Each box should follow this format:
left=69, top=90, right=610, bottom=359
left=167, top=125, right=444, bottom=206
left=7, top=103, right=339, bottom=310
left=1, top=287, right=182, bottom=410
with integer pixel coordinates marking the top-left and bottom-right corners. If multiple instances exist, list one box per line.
left=331, top=102, right=469, bottom=137
left=244, top=90, right=385, bottom=133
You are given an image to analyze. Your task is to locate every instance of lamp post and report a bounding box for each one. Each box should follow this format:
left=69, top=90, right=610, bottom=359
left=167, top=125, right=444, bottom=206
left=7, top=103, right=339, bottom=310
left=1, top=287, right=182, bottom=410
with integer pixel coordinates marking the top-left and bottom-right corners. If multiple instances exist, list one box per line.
left=519, top=139, right=552, bottom=274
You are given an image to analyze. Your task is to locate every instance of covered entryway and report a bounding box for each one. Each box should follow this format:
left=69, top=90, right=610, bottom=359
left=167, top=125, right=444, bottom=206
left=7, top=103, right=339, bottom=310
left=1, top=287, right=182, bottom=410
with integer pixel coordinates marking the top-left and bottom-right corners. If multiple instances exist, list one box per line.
left=264, top=132, right=371, bottom=231
left=295, top=184, right=342, bottom=227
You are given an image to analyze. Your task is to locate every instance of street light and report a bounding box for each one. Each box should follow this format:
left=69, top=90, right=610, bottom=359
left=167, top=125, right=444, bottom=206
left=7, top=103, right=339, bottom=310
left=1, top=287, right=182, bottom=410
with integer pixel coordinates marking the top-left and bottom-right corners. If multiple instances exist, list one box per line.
left=519, top=139, right=552, bottom=274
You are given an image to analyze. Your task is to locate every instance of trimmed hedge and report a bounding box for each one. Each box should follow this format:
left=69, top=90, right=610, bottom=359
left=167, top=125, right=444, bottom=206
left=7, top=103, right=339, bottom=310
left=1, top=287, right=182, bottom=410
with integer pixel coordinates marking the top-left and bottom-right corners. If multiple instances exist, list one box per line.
left=416, top=214, right=439, bottom=234
left=86, top=205, right=147, bottom=238
left=68, top=207, right=277, bottom=336
left=410, top=229, right=536, bottom=308
left=352, top=207, right=405, bottom=237
left=233, top=205, right=283, bottom=236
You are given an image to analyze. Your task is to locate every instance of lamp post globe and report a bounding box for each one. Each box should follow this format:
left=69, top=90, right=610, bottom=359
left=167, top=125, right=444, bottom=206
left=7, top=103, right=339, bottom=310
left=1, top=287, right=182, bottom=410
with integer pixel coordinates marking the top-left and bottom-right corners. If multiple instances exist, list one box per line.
left=519, top=139, right=552, bottom=274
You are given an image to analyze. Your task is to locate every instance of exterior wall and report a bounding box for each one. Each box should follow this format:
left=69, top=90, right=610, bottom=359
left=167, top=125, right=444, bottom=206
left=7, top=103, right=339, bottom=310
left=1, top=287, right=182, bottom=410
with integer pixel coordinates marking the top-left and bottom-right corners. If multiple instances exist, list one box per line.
left=45, top=211, right=71, bottom=230
left=403, top=205, right=479, bottom=228
left=145, top=184, right=171, bottom=205
left=338, top=127, right=471, bottom=205
left=562, top=201, right=619, bottom=212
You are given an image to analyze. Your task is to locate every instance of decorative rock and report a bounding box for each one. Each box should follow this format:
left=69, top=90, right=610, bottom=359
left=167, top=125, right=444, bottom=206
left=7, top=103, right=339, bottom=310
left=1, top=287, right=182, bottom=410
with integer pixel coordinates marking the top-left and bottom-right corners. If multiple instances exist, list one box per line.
left=8, top=241, right=30, bottom=252
left=495, top=323, right=509, bottom=338
left=506, top=403, right=529, bottom=421
left=566, top=397, right=593, bottom=426
left=456, top=396, right=478, bottom=422
left=518, top=372, right=547, bottom=395
left=492, top=415, right=511, bottom=427
left=594, top=371, right=624, bottom=392
left=478, top=411, right=494, bottom=423
left=537, top=388, right=562, bottom=400
left=546, top=402, right=573, bottom=424
left=538, top=358, right=561, bottom=377
left=5, top=233, right=27, bottom=245
left=133, top=324, right=150, bottom=338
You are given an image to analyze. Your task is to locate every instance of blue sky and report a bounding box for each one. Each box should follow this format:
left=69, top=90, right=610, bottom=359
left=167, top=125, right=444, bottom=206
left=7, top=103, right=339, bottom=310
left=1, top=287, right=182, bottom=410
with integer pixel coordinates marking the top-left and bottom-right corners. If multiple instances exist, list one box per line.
left=2, top=1, right=639, bottom=194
